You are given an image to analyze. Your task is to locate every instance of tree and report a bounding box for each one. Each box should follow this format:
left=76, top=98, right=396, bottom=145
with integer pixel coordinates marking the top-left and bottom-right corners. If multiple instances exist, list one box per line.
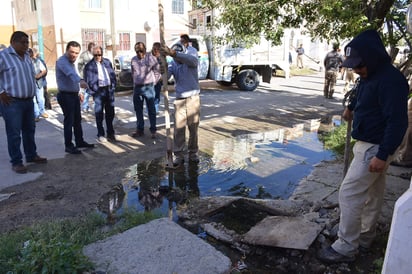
left=201, top=0, right=412, bottom=76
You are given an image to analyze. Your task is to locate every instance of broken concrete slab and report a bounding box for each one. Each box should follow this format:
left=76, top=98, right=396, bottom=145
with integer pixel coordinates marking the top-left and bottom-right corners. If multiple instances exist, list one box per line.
left=83, top=218, right=232, bottom=274
left=243, top=215, right=324, bottom=250
left=179, top=196, right=311, bottom=221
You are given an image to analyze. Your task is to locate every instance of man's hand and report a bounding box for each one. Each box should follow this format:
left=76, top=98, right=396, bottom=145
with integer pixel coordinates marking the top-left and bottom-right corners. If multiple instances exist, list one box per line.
left=369, top=156, right=386, bottom=173
left=0, top=92, right=11, bottom=106
left=79, top=92, right=84, bottom=103
left=79, top=79, right=88, bottom=89
left=160, top=46, right=176, bottom=57
left=342, top=107, right=353, bottom=122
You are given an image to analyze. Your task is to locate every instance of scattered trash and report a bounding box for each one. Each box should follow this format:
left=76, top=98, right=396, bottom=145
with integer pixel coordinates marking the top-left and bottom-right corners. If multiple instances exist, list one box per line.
left=197, top=227, right=207, bottom=239
left=0, top=192, right=15, bottom=202
left=231, top=259, right=248, bottom=272
left=197, top=231, right=207, bottom=239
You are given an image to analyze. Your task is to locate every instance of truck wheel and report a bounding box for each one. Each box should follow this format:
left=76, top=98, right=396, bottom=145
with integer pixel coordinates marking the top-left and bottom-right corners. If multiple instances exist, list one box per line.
left=216, top=81, right=233, bottom=87
left=236, top=69, right=259, bottom=91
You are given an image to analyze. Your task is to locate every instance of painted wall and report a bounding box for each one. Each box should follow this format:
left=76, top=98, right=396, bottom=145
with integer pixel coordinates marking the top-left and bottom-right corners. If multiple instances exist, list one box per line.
left=12, top=0, right=192, bottom=67
left=0, top=0, right=14, bottom=45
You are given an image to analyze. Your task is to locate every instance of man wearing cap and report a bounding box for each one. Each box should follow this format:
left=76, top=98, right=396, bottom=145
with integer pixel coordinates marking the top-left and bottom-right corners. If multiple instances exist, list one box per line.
left=160, top=43, right=200, bottom=167
left=323, top=43, right=344, bottom=99
left=318, top=29, right=409, bottom=263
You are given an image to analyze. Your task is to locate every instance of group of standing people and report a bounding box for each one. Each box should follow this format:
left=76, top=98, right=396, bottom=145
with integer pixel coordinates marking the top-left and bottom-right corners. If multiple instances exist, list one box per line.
left=0, top=31, right=201, bottom=173
left=129, top=34, right=201, bottom=167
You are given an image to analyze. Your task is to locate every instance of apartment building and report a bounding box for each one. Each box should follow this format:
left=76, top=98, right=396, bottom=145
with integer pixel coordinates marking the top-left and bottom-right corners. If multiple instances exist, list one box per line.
left=7, top=0, right=192, bottom=67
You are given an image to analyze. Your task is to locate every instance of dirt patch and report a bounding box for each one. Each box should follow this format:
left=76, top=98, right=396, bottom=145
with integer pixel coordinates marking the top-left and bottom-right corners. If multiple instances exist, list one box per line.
left=0, top=145, right=165, bottom=233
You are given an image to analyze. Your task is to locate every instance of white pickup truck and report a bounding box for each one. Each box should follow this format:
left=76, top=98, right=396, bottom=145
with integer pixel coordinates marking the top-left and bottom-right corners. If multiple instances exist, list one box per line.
left=114, top=35, right=288, bottom=91
left=168, top=35, right=288, bottom=91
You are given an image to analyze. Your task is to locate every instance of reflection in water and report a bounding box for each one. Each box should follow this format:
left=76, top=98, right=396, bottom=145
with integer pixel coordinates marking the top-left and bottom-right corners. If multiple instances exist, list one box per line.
left=97, top=184, right=125, bottom=223
left=98, top=118, right=337, bottom=217
left=136, top=158, right=165, bottom=211
left=105, top=159, right=202, bottom=220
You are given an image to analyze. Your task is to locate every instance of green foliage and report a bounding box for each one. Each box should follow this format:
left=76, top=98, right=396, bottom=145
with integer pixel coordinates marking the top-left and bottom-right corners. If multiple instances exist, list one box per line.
left=200, top=0, right=412, bottom=78
left=0, top=210, right=160, bottom=273
left=112, top=208, right=162, bottom=233
left=320, top=122, right=354, bottom=157
left=201, top=0, right=407, bottom=45
left=13, top=238, right=93, bottom=273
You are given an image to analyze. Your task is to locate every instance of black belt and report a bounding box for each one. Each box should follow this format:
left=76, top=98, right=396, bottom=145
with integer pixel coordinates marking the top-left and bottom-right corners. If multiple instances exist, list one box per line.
left=176, top=94, right=199, bottom=100
left=59, top=91, right=78, bottom=95
left=11, top=96, right=33, bottom=101
left=134, top=83, right=153, bottom=88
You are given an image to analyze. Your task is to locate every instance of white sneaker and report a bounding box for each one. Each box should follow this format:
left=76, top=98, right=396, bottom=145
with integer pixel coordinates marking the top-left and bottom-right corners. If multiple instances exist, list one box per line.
left=97, top=136, right=107, bottom=143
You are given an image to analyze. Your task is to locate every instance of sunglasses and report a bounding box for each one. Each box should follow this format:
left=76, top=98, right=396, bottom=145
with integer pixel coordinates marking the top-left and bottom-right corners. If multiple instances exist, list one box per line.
left=135, top=49, right=145, bottom=53
left=94, top=54, right=102, bottom=57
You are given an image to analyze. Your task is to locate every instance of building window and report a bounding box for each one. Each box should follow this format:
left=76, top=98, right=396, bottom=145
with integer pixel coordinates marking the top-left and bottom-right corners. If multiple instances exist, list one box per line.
left=172, top=0, right=184, bottom=14
left=118, top=32, right=131, bottom=51
left=81, top=28, right=105, bottom=50
left=86, top=0, right=102, bottom=9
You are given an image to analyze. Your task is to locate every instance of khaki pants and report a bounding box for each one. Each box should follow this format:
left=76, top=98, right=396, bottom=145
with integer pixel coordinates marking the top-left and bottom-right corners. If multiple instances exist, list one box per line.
left=343, top=70, right=356, bottom=93
left=173, top=94, right=200, bottom=159
left=332, top=141, right=393, bottom=256
left=297, top=55, right=304, bottom=68
left=324, top=70, right=338, bottom=98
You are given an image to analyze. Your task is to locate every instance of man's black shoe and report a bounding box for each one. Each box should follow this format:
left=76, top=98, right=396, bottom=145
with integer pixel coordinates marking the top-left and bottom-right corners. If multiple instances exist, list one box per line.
left=76, top=142, right=95, bottom=148
left=317, top=246, right=355, bottom=263
left=107, top=135, right=116, bottom=142
left=65, top=147, right=82, bottom=154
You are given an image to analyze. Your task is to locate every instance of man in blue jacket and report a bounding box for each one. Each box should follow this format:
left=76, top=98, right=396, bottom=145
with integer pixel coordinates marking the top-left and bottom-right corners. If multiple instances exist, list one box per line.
left=318, top=30, right=409, bottom=263
left=84, top=45, right=117, bottom=142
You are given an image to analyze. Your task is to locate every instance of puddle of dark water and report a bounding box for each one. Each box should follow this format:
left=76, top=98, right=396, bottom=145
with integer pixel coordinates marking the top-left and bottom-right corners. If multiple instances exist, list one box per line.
left=98, top=118, right=339, bottom=218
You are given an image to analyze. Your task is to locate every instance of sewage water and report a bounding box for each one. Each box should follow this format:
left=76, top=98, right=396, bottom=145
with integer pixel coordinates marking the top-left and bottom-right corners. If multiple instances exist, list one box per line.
left=98, top=118, right=339, bottom=218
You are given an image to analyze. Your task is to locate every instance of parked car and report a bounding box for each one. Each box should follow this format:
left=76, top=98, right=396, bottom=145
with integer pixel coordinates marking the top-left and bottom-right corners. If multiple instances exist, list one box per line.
left=114, top=52, right=134, bottom=89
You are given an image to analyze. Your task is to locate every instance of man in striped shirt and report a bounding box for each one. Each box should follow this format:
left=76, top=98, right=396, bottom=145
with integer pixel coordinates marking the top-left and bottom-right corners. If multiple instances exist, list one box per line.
left=0, top=31, right=47, bottom=174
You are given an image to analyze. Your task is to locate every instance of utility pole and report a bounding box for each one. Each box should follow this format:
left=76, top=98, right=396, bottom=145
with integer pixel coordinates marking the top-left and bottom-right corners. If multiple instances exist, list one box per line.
left=36, top=0, right=44, bottom=59
left=109, top=0, right=116, bottom=59
left=11, top=1, right=15, bottom=32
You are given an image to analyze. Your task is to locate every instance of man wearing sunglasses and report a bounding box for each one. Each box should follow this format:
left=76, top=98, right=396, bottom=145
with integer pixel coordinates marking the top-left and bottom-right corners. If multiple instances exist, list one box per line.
left=318, top=29, right=409, bottom=264
left=84, top=46, right=117, bottom=143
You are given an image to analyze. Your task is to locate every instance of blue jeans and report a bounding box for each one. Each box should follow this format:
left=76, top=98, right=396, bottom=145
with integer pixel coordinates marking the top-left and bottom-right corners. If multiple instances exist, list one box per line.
left=154, top=81, right=162, bottom=113
left=33, top=86, right=45, bottom=118
left=93, top=88, right=115, bottom=137
left=0, top=98, right=37, bottom=165
left=81, top=88, right=92, bottom=111
left=133, top=84, right=157, bottom=133
left=57, top=92, right=84, bottom=148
